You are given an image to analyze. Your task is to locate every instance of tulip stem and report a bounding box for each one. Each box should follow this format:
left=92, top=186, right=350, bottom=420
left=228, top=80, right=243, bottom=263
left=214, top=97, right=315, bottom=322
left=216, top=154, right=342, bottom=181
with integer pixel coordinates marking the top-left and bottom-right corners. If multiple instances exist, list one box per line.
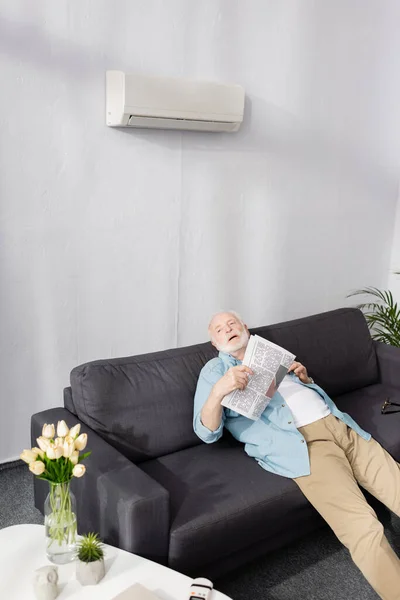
left=46, top=482, right=77, bottom=548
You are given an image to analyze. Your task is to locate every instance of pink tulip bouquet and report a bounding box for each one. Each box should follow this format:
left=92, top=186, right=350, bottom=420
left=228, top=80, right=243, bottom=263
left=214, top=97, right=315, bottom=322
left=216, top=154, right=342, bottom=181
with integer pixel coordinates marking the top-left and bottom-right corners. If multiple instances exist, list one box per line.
left=20, top=420, right=91, bottom=563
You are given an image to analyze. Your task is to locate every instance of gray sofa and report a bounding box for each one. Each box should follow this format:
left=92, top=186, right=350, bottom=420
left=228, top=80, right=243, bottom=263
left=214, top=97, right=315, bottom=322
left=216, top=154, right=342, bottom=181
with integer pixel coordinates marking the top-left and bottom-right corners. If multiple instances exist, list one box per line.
left=31, top=307, right=400, bottom=578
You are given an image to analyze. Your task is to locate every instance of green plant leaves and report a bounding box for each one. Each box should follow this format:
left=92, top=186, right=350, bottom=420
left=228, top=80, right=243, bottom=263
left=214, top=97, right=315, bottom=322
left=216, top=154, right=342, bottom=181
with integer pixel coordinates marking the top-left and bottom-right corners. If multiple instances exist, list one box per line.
left=78, top=451, right=92, bottom=463
left=40, top=455, right=74, bottom=484
left=76, top=532, right=104, bottom=563
left=347, top=288, right=400, bottom=347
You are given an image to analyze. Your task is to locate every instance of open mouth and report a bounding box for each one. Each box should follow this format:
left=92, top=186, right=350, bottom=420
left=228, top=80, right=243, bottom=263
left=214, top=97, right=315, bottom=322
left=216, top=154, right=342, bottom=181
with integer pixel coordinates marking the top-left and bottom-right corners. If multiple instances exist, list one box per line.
left=228, top=334, right=238, bottom=342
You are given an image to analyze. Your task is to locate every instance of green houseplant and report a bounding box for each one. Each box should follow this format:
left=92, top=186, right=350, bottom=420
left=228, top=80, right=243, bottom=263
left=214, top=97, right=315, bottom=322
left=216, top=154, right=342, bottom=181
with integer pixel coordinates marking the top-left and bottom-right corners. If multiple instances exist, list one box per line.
left=76, top=533, right=105, bottom=586
left=347, top=286, right=400, bottom=347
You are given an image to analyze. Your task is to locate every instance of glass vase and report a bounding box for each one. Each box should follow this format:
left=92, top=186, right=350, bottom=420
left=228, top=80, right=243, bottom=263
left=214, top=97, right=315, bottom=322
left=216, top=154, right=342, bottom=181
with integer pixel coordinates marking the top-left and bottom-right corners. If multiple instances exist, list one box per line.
left=44, top=482, right=77, bottom=564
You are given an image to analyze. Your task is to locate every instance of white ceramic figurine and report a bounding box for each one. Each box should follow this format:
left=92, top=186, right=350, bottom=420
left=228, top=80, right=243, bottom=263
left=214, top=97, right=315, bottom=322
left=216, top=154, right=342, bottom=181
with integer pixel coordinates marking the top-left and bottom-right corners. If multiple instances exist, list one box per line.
left=33, top=565, right=59, bottom=600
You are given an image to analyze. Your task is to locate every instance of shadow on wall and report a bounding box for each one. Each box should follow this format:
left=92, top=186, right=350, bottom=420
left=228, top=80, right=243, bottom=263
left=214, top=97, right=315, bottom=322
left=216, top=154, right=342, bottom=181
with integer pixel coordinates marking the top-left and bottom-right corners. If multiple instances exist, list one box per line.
left=0, top=12, right=121, bottom=81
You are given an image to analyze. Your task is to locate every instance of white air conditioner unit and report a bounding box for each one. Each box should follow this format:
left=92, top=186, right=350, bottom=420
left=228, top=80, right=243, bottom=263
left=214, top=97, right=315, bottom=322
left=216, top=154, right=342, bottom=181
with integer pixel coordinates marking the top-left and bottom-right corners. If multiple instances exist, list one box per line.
left=106, top=71, right=245, bottom=132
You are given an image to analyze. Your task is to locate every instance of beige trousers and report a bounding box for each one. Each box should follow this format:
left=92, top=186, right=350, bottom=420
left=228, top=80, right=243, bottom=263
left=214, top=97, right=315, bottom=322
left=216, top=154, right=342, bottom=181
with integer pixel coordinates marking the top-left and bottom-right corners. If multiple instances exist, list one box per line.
left=294, top=414, right=400, bottom=600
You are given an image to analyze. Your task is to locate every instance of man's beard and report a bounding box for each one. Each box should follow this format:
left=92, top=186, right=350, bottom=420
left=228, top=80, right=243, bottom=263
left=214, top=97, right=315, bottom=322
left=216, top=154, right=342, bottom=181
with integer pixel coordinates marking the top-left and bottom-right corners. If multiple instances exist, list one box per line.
left=217, top=329, right=250, bottom=354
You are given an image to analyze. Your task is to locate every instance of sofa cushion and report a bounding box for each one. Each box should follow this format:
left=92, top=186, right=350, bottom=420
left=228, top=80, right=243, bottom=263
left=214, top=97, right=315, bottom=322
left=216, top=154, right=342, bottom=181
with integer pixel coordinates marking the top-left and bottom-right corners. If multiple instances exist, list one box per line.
left=140, top=439, right=322, bottom=573
left=70, top=343, right=217, bottom=462
left=251, top=308, right=378, bottom=397
left=333, top=383, right=400, bottom=460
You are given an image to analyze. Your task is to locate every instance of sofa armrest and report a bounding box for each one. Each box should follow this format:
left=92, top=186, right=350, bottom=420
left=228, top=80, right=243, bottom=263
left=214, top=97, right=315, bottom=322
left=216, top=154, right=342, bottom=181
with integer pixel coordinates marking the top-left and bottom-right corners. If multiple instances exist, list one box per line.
left=374, top=341, right=400, bottom=388
left=31, top=407, right=170, bottom=564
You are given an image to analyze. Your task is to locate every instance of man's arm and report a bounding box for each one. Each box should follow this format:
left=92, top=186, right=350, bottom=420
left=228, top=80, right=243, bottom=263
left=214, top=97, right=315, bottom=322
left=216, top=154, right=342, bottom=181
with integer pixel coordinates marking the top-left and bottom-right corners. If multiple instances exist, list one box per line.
left=200, top=386, right=225, bottom=432
left=193, top=362, right=253, bottom=444
left=193, top=362, right=226, bottom=444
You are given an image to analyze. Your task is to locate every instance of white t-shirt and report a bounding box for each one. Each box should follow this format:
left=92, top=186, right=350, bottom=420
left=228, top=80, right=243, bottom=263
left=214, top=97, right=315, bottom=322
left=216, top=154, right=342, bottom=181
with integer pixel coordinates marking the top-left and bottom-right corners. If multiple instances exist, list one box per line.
left=278, top=375, right=330, bottom=428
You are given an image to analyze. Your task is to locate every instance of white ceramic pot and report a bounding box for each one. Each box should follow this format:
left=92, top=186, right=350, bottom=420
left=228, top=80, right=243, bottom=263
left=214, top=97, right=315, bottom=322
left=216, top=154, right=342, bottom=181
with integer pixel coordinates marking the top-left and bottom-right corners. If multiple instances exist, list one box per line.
left=76, top=558, right=105, bottom=586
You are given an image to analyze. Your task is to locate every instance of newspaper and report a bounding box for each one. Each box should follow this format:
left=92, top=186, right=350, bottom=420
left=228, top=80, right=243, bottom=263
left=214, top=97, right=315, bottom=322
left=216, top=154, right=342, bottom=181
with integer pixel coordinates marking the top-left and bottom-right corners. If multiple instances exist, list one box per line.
left=221, top=335, right=296, bottom=420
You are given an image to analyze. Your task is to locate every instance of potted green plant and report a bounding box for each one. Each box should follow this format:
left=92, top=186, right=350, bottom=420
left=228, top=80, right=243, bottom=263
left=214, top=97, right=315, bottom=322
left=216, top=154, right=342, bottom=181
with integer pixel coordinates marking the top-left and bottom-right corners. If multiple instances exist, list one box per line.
left=347, top=287, right=400, bottom=346
left=76, top=533, right=105, bottom=586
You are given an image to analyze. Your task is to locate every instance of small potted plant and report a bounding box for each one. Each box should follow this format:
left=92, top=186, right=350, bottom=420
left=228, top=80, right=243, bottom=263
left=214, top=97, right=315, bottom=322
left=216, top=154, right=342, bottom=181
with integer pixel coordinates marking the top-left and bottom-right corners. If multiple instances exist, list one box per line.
left=76, top=533, right=105, bottom=586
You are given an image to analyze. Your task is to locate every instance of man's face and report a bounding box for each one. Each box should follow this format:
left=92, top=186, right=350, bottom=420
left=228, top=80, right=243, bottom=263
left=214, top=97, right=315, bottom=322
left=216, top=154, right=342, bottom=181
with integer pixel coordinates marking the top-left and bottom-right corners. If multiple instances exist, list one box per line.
left=209, top=313, right=249, bottom=354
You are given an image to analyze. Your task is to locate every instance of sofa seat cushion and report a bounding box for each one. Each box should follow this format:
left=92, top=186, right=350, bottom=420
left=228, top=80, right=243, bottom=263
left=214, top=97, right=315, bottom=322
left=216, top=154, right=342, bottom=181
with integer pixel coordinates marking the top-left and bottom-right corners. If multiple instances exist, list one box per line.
left=334, top=383, right=400, bottom=459
left=140, top=439, right=321, bottom=572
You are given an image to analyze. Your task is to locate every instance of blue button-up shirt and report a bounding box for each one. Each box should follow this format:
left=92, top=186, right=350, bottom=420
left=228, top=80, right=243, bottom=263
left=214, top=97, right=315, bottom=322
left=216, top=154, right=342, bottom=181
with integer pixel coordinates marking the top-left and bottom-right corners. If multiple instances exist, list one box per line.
left=193, top=351, right=371, bottom=478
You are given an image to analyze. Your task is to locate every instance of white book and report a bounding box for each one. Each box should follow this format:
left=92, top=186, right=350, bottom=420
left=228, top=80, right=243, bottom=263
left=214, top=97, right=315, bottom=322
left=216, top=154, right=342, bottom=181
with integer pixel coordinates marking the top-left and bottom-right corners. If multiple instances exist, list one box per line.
left=111, top=582, right=160, bottom=600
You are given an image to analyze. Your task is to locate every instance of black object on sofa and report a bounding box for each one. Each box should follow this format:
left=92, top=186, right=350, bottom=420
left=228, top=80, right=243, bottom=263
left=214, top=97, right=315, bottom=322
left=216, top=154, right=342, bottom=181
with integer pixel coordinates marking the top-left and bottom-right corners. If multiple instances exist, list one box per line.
left=31, top=307, right=400, bottom=578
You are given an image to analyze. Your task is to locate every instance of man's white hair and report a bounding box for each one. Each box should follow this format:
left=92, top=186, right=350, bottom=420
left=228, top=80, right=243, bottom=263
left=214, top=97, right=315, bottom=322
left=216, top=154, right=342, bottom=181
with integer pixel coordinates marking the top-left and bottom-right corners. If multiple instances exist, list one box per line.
left=207, top=310, right=245, bottom=342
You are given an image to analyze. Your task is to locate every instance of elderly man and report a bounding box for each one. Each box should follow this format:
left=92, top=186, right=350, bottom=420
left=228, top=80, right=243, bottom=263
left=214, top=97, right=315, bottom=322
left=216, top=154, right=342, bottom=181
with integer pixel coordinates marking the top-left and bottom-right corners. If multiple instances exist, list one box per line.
left=193, top=311, right=400, bottom=600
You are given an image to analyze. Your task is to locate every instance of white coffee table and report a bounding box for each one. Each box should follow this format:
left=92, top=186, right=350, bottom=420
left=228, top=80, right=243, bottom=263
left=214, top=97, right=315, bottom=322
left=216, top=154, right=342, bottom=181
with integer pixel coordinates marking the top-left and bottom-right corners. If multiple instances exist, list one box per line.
left=0, top=525, right=232, bottom=600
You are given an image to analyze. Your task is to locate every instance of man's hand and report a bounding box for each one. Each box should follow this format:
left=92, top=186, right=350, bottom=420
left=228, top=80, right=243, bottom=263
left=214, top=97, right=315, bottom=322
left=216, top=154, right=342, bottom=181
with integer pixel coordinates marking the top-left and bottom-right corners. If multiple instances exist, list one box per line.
left=288, top=361, right=312, bottom=384
left=201, top=365, right=254, bottom=431
left=213, top=365, right=254, bottom=400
